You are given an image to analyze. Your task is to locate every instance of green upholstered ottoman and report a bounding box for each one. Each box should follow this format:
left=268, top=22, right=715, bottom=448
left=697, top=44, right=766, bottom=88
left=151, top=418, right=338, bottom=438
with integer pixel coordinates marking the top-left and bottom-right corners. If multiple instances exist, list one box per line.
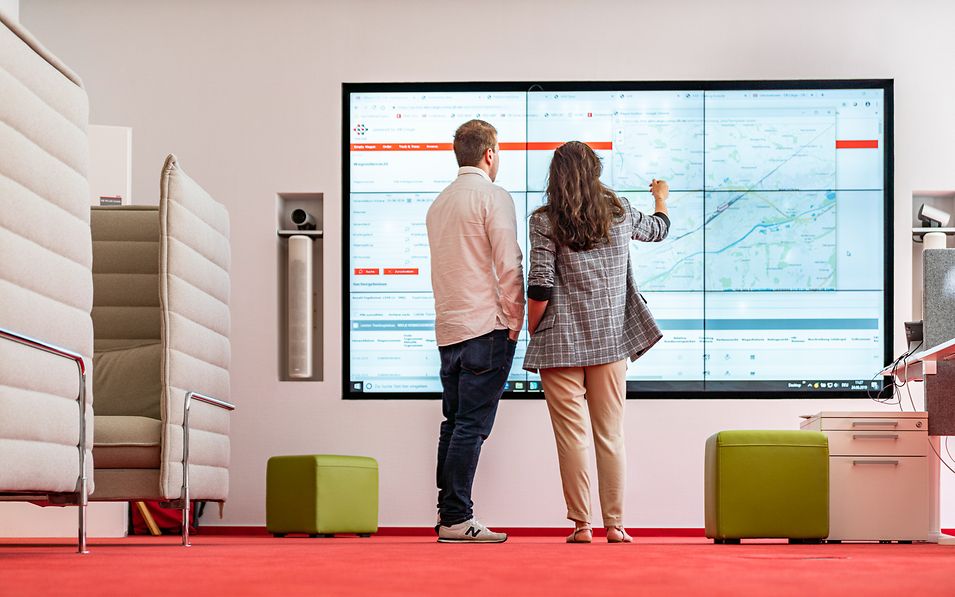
left=266, top=455, right=378, bottom=537
left=705, top=430, right=829, bottom=543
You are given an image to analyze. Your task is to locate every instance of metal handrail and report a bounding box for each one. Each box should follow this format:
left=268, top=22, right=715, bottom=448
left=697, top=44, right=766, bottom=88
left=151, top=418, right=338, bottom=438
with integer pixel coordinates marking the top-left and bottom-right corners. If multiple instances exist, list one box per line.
left=179, top=390, right=235, bottom=547
left=0, top=326, right=89, bottom=554
left=189, top=392, right=236, bottom=412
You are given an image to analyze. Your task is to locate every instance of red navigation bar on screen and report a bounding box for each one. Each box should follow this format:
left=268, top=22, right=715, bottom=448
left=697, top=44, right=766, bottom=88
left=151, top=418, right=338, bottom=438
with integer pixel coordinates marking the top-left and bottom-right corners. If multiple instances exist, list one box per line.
left=354, top=268, right=420, bottom=275
left=836, top=139, right=879, bottom=149
left=524, top=141, right=613, bottom=150
left=350, top=141, right=613, bottom=151
left=350, top=143, right=453, bottom=151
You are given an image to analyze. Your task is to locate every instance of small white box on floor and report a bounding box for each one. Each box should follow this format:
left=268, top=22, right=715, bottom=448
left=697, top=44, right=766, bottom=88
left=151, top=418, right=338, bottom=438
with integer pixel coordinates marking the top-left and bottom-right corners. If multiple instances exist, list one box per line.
left=0, top=502, right=127, bottom=538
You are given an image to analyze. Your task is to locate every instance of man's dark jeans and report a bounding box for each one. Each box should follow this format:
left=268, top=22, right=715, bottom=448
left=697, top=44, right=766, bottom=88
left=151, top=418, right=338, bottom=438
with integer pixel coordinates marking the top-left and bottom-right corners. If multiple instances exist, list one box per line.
left=436, top=328, right=516, bottom=526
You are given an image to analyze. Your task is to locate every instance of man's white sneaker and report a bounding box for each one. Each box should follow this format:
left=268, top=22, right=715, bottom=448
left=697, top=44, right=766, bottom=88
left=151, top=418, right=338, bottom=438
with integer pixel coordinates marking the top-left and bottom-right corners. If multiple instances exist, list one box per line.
left=437, top=518, right=507, bottom=543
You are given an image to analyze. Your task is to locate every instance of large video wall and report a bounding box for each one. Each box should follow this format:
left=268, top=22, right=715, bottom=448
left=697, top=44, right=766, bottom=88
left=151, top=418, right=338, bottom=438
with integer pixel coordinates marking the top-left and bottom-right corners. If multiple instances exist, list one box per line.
left=343, top=81, right=892, bottom=398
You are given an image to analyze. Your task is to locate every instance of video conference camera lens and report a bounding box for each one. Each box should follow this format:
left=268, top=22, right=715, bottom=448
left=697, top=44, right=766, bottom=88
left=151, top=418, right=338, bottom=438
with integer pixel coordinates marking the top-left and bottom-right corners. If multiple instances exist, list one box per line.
left=291, top=209, right=316, bottom=231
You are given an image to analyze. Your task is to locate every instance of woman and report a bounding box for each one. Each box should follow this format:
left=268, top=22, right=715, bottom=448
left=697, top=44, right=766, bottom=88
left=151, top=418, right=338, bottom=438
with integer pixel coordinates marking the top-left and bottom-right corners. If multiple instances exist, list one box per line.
left=524, top=141, right=670, bottom=543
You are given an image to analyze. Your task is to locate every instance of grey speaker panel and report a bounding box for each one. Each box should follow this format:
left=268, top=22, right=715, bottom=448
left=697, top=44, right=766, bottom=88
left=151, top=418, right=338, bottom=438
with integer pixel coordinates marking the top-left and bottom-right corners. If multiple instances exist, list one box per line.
left=923, top=248, right=955, bottom=435
left=288, top=235, right=314, bottom=378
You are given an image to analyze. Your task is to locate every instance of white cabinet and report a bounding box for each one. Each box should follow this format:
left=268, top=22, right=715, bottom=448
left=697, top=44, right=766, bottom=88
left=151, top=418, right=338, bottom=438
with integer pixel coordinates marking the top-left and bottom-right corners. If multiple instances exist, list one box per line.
left=801, top=411, right=930, bottom=542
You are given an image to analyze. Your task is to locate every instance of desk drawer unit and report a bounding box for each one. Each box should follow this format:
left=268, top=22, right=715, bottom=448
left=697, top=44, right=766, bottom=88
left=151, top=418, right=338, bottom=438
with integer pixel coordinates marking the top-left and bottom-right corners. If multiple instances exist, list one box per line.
left=801, top=412, right=929, bottom=542
left=826, top=430, right=926, bottom=457
left=817, top=417, right=926, bottom=432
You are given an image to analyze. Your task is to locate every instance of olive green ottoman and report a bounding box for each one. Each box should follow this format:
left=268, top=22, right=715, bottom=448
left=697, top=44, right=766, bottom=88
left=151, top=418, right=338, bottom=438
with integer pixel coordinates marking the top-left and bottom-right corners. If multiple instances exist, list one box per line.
left=267, top=455, right=378, bottom=538
left=705, top=430, right=829, bottom=543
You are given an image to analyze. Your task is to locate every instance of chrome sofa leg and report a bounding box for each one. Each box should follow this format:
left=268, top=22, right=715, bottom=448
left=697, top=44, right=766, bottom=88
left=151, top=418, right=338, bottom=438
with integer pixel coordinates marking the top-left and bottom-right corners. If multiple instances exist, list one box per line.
left=182, top=496, right=190, bottom=547
left=77, top=358, right=89, bottom=554
left=78, top=483, right=88, bottom=554
left=181, top=391, right=192, bottom=547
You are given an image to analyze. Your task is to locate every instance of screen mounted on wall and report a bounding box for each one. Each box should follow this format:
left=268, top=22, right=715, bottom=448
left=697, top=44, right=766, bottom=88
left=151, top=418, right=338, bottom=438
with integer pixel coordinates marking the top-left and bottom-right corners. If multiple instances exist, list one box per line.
left=343, top=80, right=893, bottom=399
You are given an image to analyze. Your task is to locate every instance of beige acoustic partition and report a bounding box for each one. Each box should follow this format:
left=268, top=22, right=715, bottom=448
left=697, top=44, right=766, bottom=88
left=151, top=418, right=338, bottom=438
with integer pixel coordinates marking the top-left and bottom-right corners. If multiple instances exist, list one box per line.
left=90, top=155, right=234, bottom=545
left=0, top=12, right=94, bottom=553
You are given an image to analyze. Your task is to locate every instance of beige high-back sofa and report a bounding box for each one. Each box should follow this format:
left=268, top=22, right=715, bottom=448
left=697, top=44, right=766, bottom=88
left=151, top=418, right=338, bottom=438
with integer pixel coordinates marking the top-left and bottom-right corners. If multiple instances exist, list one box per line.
left=90, top=155, right=234, bottom=545
left=0, top=11, right=94, bottom=553
left=1, top=10, right=233, bottom=550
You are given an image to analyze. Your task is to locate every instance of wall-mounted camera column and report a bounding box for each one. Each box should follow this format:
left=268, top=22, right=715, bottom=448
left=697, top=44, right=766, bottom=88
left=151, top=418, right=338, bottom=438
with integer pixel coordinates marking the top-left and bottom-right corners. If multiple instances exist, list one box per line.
left=911, top=190, right=955, bottom=321
left=277, top=193, right=323, bottom=381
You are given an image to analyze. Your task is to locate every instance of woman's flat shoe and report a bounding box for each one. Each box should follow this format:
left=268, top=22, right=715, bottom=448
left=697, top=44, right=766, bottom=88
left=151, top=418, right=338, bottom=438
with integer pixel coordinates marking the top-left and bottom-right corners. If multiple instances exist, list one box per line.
left=606, top=526, right=633, bottom=543
left=566, top=527, right=592, bottom=543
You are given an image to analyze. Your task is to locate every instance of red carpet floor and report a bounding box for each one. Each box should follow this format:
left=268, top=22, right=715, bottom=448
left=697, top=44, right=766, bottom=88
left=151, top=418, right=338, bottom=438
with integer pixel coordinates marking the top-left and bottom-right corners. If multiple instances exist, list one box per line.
left=2, top=535, right=955, bottom=596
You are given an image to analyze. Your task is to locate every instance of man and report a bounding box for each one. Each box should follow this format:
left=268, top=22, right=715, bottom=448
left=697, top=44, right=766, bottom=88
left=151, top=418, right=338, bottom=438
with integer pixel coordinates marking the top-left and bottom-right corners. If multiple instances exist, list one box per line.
left=426, top=120, right=525, bottom=543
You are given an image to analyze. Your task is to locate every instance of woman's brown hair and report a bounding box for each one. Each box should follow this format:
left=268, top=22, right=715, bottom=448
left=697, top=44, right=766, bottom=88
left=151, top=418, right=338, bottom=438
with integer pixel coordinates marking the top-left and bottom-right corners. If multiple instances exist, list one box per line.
left=536, top=141, right=625, bottom=251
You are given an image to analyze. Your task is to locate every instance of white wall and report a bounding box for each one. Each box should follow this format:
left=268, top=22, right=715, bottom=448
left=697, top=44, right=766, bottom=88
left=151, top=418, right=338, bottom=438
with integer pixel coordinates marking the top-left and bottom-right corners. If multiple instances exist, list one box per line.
left=88, top=124, right=132, bottom=205
left=0, top=0, right=18, bottom=22
left=19, top=0, right=955, bottom=528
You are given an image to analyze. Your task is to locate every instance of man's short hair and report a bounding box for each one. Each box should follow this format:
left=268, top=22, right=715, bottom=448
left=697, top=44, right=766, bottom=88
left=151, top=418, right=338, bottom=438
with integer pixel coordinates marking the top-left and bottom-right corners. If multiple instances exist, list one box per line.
left=453, top=120, right=497, bottom=167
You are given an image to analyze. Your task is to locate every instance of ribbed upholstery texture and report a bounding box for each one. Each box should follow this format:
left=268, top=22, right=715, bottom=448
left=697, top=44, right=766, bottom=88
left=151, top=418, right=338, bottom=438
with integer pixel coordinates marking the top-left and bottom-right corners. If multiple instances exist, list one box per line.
left=89, top=469, right=162, bottom=502
left=90, top=206, right=162, bottom=419
left=159, top=155, right=231, bottom=500
left=0, top=13, right=94, bottom=494
left=91, top=415, right=161, bottom=469
left=89, top=155, right=231, bottom=501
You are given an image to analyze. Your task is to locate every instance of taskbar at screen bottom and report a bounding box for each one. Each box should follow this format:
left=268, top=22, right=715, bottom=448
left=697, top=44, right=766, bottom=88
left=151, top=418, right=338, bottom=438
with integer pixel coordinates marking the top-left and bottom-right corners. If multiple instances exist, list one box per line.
left=346, top=378, right=889, bottom=398
left=624, top=379, right=884, bottom=393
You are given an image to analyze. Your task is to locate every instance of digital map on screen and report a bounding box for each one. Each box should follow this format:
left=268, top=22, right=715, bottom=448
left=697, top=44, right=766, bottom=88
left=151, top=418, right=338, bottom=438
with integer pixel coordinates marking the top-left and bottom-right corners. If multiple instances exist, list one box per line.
left=345, top=84, right=888, bottom=397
